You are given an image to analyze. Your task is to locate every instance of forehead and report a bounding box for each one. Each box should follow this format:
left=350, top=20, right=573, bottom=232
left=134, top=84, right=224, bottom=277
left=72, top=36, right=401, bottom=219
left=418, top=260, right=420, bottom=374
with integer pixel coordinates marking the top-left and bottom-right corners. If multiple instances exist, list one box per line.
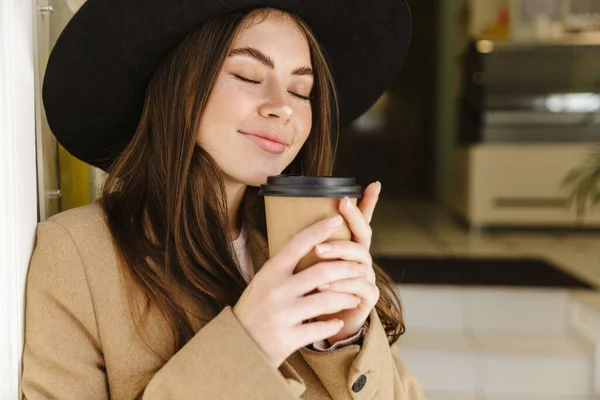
left=231, top=11, right=311, bottom=64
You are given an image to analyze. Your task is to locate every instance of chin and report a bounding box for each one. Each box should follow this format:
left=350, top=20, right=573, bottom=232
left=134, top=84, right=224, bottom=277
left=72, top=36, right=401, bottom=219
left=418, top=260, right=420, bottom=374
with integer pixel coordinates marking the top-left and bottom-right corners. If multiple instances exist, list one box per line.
left=239, top=168, right=283, bottom=188
left=225, top=155, right=290, bottom=187
left=244, top=174, right=271, bottom=188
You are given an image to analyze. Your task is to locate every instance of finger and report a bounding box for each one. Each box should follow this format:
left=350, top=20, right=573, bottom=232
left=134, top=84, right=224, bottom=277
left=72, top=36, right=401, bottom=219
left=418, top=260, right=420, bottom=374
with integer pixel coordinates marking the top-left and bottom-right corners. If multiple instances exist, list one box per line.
left=358, top=182, right=381, bottom=224
left=318, top=277, right=380, bottom=308
left=285, top=260, right=367, bottom=297
left=291, top=291, right=360, bottom=323
left=314, top=240, right=372, bottom=266
left=267, top=215, right=344, bottom=275
left=339, top=196, right=372, bottom=249
left=293, top=319, right=345, bottom=349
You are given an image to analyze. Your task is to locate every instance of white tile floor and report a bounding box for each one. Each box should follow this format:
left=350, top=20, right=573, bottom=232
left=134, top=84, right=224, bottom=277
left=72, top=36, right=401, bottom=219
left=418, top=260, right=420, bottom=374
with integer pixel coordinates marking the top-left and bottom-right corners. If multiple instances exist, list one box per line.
left=370, top=197, right=600, bottom=290
left=371, top=197, right=600, bottom=399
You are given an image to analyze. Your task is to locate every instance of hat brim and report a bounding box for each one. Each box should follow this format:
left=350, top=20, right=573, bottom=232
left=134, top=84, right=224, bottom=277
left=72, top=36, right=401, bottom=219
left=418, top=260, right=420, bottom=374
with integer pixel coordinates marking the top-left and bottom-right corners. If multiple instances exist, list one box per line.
left=42, top=0, right=412, bottom=170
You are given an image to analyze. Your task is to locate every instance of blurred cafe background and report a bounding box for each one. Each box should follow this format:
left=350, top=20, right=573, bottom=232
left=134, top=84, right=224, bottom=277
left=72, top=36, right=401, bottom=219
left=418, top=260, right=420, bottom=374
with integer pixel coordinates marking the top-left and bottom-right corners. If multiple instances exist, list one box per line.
left=4, top=0, right=600, bottom=398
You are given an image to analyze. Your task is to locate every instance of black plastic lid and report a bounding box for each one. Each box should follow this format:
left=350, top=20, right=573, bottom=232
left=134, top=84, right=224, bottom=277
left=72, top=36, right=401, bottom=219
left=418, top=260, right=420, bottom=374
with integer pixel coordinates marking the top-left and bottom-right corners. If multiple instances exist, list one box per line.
left=259, top=175, right=363, bottom=198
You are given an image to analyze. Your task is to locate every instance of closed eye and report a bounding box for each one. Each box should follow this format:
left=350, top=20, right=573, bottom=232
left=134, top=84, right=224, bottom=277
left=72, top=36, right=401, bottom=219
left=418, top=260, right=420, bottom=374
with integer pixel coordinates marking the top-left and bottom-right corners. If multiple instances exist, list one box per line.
left=233, top=74, right=312, bottom=101
left=234, top=74, right=260, bottom=85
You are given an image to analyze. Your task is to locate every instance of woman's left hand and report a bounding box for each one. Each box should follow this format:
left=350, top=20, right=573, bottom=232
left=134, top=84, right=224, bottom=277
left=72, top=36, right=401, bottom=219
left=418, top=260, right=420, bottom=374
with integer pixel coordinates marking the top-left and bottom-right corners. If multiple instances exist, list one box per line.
left=312, top=181, right=382, bottom=344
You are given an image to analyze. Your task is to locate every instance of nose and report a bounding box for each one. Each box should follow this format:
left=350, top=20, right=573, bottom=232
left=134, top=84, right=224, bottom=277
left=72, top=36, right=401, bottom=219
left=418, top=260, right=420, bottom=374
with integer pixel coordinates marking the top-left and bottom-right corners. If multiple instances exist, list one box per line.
left=258, top=84, right=293, bottom=121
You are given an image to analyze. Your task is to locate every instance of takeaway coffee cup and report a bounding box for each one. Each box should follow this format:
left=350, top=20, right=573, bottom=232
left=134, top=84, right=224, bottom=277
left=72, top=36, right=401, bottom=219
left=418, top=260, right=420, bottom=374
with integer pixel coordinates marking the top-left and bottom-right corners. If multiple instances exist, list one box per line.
left=259, top=175, right=363, bottom=273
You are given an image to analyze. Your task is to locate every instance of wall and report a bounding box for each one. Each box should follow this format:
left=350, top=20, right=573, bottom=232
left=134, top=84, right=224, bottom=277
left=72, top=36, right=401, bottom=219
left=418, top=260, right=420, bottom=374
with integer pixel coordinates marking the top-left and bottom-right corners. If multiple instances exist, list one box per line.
left=0, top=0, right=38, bottom=397
left=334, top=0, right=440, bottom=200
left=436, top=0, right=472, bottom=204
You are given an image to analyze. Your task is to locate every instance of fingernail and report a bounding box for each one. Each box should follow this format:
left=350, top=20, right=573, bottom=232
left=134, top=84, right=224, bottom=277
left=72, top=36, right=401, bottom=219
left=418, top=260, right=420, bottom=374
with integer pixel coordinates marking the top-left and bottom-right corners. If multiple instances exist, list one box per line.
left=376, top=181, right=382, bottom=192
left=328, top=215, right=343, bottom=228
left=315, top=244, right=332, bottom=254
left=345, top=197, right=352, bottom=208
left=318, top=283, right=330, bottom=290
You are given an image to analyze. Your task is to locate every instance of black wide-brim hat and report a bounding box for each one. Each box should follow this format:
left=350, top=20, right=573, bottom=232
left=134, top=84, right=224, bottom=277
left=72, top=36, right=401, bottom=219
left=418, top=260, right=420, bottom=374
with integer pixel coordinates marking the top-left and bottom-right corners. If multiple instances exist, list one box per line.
left=43, top=0, right=412, bottom=171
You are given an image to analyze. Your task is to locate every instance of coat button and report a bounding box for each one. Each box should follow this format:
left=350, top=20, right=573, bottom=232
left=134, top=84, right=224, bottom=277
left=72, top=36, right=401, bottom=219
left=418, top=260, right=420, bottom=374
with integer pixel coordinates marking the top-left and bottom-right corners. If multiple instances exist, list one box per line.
left=352, top=375, right=367, bottom=392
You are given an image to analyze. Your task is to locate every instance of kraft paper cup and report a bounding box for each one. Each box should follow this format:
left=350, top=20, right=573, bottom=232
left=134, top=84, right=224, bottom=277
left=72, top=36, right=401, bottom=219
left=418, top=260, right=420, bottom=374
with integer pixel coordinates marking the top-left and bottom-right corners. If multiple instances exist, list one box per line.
left=259, top=175, right=363, bottom=273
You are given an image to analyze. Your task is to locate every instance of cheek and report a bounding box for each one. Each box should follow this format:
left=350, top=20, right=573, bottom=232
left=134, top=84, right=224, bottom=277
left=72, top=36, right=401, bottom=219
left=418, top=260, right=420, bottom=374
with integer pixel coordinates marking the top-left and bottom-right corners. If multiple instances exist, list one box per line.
left=206, top=84, right=253, bottom=126
left=294, top=106, right=312, bottom=146
left=196, top=85, right=257, bottom=155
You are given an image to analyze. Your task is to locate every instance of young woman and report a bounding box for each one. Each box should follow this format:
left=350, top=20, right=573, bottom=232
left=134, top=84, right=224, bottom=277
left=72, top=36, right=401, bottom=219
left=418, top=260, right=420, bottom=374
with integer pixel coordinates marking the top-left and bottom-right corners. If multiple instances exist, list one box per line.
left=22, top=1, right=421, bottom=399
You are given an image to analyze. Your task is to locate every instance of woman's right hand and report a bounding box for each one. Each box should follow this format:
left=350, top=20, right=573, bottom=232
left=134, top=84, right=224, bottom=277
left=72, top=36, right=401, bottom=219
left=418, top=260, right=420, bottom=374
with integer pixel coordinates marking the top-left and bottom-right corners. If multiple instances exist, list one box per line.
left=232, top=215, right=367, bottom=369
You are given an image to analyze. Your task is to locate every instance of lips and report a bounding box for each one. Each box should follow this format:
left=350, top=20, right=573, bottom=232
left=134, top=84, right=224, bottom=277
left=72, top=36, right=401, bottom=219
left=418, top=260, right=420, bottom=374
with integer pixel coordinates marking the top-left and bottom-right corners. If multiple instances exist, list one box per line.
left=238, top=129, right=290, bottom=155
left=238, top=129, right=289, bottom=146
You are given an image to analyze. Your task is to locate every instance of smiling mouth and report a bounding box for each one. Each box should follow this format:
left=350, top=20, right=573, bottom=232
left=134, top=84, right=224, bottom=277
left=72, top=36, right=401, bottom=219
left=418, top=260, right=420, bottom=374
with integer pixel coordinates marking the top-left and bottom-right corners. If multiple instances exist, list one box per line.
left=239, top=131, right=288, bottom=154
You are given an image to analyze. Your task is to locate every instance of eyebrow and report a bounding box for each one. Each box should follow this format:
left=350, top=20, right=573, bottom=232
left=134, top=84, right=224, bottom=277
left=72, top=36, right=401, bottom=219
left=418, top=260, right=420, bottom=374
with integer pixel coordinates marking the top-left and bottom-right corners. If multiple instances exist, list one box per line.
left=228, top=47, right=313, bottom=76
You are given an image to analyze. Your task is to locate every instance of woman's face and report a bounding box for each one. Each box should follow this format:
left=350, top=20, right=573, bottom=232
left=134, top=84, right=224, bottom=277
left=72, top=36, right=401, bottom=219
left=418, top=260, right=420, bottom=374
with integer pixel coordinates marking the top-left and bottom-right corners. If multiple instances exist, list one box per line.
left=196, top=12, right=313, bottom=187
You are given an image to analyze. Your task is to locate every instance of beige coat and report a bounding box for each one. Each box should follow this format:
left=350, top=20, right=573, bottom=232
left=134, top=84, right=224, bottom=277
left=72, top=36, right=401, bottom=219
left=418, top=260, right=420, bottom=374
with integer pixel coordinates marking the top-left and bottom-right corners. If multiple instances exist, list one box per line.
left=21, top=203, right=424, bottom=399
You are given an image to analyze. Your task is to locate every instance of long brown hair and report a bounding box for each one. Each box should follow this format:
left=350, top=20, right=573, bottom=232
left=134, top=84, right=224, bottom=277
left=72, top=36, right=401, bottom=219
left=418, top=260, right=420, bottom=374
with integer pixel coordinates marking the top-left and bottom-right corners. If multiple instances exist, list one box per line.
left=100, top=8, right=405, bottom=362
